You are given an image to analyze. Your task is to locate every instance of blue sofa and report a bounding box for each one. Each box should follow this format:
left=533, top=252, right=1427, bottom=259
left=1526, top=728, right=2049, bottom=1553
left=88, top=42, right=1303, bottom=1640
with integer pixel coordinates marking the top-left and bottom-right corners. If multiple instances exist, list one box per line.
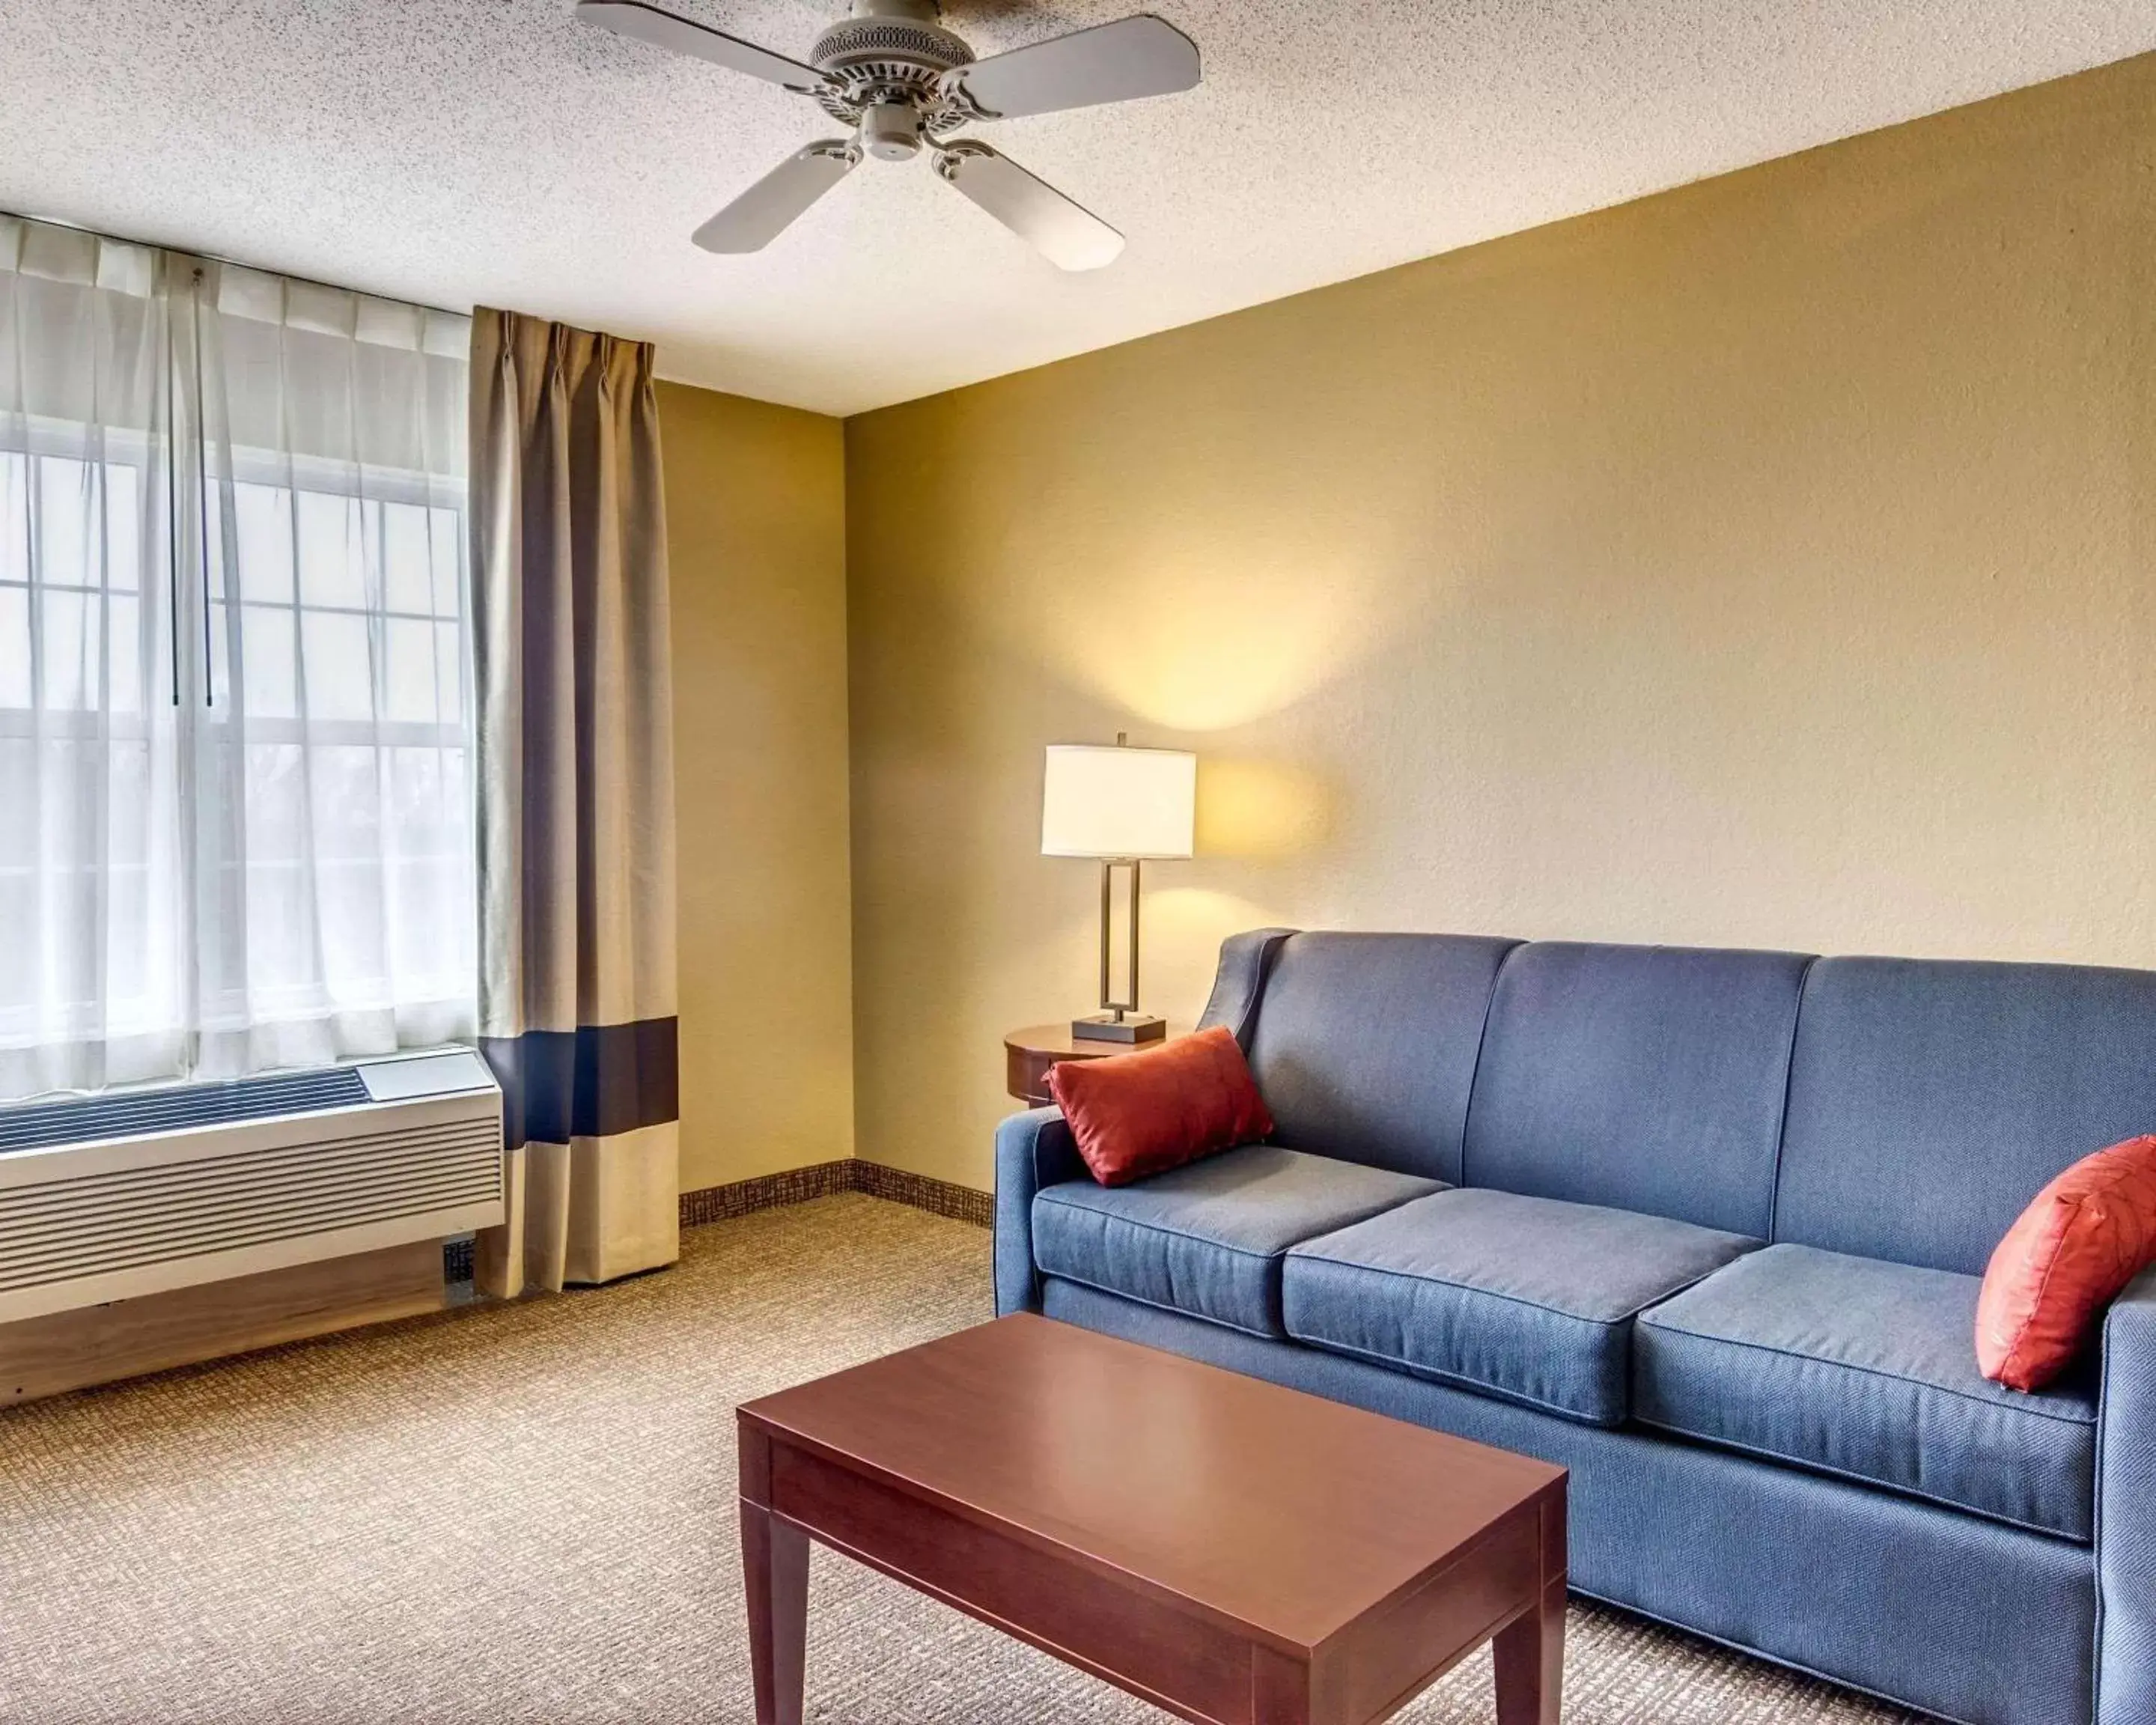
left=993, top=931, right=2156, bottom=1725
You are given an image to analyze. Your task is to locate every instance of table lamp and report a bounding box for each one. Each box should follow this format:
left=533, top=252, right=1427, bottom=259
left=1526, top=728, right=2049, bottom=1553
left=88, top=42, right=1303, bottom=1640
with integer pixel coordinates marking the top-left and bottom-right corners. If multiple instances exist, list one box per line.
left=1041, top=734, right=1196, bottom=1043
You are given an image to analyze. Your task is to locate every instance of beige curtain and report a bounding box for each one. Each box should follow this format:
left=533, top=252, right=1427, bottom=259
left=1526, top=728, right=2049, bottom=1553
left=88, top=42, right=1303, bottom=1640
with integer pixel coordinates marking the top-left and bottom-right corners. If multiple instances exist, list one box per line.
left=469, top=308, right=679, bottom=1297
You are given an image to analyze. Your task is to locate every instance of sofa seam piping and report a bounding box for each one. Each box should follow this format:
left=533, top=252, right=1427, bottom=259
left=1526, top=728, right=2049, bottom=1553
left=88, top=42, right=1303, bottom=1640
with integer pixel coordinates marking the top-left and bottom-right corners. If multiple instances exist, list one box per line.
left=1764, top=953, right=1821, bottom=1245
left=1034, top=1178, right=1435, bottom=1265
left=1038, top=1268, right=1282, bottom=1344
left=1282, top=1325, right=1621, bottom=1426
left=2090, top=1285, right=2140, bottom=1717
left=1636, top=1312, right=2098, bottom=1426
left=1035, top=1191, right=1287, bottom=1263
left=1023, top=1110, right=1071, bottom=1309
left=1288, top=1240, right=1750, bottom=1328
left=1627, top=1411, right=2087, bottom=1543
left=1455, top=938, right=1525, bottom=1192
left=1240, top=928, right=1294, bottom=1047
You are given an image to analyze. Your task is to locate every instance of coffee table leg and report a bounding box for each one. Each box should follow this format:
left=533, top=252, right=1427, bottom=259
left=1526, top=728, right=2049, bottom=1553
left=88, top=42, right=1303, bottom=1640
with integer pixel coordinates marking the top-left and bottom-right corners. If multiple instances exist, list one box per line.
left=1492, top=1581, right=1565, bottom=1725
left=742, top=1500, right=809, bottom=1725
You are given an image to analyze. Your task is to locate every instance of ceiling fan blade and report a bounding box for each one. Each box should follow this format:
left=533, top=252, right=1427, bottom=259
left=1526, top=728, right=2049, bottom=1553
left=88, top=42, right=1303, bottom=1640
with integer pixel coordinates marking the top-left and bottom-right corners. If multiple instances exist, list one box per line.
left=945, top=14, right=1199, bottom=120
left=693, top=142, right=860, bottom=253
left=935, top=142, right=1124, bottom=272
left=575, top=0, right=832, bottom=94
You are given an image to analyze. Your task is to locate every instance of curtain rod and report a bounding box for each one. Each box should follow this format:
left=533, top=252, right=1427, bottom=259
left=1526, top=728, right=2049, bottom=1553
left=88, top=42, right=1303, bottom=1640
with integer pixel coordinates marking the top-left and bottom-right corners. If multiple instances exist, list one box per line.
left=1, top=204, right=469, bottom=320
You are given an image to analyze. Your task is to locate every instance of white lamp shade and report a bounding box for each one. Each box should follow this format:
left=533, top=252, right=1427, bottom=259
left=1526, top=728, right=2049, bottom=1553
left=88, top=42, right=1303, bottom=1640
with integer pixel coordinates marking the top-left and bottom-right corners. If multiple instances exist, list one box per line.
left=1041, top=745, right=1196, bottom=860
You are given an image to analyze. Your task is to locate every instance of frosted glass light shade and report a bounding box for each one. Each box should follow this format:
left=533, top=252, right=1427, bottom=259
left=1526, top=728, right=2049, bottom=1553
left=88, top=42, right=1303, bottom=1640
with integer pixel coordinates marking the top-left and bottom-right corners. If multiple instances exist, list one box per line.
left=1041, top=745, right=1196, bottom=860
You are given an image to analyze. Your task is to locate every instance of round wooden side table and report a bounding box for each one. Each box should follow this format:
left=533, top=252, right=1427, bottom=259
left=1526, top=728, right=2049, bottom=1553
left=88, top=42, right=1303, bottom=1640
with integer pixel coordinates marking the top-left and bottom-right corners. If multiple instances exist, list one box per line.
left=1003, top=1023, right=1189, bottom=1106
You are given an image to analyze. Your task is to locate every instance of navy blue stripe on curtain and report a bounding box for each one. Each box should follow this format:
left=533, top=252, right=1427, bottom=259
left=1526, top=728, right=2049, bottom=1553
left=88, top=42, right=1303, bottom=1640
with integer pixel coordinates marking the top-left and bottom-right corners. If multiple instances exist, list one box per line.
left=481, top=1018, right=678, bottom=1151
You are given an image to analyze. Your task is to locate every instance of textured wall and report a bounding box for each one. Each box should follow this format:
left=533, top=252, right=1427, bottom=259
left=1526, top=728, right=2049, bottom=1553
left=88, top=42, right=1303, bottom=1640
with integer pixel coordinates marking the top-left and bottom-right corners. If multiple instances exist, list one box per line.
left=844, top=55, right=2156, bottom=1191
left=660, top=383, right=853, bottom=1191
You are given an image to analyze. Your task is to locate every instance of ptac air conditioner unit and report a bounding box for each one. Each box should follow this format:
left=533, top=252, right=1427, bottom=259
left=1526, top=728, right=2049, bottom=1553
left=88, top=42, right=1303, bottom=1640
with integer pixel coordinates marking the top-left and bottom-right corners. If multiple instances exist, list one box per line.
left=0, top=1050, right=505, bottom=1325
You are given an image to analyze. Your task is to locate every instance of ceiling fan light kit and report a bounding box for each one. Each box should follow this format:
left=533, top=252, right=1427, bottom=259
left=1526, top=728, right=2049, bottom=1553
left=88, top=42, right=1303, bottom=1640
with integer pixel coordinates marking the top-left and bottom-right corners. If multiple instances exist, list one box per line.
left=574, top=0, right=1201, bottom=268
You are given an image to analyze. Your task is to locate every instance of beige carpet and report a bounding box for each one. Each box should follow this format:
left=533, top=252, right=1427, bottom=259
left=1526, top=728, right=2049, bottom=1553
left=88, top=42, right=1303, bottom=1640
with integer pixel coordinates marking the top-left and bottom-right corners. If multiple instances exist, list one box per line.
left=0, top=1194, right=1925, bottom=1724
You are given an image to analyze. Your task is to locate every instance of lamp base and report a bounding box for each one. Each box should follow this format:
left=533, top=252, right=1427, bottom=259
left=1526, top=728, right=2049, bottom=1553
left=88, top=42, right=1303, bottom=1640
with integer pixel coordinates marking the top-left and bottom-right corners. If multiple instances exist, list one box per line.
left=1071, top=1012, right=1168, bottom=1045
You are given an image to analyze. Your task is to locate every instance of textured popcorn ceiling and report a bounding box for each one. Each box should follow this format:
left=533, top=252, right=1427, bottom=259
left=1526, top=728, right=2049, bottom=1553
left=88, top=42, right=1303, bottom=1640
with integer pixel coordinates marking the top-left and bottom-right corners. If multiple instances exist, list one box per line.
left=4, top=0, right=2154, bottom=414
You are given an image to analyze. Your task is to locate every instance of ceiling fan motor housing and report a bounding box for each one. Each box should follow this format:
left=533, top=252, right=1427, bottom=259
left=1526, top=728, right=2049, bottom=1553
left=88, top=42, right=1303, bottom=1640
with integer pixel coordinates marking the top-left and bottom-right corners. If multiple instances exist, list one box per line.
left=810, top=4, right=975, bottom=140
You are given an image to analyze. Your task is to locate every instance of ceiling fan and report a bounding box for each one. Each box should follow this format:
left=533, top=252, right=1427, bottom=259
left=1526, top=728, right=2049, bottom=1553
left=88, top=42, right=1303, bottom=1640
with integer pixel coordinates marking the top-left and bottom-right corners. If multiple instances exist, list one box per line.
left=574, top=0, right=1202, bottom=270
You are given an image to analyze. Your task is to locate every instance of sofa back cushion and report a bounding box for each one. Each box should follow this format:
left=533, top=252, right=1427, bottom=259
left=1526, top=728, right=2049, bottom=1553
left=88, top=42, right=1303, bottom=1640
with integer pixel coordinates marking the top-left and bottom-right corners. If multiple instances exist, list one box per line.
left=1774, top=958, right=2156, bottom=1276
left=1461, top=942, right=1812, bottom=1236
left=1244, top=932, right=1519, bottom=1184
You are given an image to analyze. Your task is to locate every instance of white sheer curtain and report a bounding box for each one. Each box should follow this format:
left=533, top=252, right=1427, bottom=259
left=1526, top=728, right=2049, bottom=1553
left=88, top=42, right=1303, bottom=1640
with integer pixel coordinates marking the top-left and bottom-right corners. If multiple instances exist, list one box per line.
left=0, top=215, right=476, bottom=1099
left=192, top=261, right=475, bottom=1077
left=0, top=219, right=180, bottom=1095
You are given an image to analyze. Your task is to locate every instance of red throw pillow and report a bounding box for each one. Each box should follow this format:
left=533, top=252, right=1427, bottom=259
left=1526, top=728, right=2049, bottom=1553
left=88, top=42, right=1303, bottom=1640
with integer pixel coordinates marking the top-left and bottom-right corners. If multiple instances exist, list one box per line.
left=1977, top=1135, right=2156, bottom=1393
left=1047, top=1026, right=1274, bottom=1187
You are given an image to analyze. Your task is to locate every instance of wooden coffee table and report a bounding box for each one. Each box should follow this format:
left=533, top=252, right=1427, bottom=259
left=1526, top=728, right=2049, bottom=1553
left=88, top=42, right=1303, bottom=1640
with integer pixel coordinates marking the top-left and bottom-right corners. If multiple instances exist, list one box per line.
left=737, top=1313, right=1566, bottom=1724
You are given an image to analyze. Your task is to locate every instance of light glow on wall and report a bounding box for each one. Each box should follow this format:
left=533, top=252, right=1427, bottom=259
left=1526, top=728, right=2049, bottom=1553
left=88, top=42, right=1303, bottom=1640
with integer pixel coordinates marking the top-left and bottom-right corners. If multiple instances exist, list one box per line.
left=1000, top=514, right=1449, bottom=733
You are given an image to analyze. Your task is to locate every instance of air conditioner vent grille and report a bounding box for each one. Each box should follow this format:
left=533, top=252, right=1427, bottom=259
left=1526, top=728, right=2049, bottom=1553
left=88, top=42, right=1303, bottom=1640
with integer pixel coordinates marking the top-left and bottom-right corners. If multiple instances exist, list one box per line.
left=0, top=1067, right=371, bottom=1155
left=0, top=1113, right=502, bottom=1300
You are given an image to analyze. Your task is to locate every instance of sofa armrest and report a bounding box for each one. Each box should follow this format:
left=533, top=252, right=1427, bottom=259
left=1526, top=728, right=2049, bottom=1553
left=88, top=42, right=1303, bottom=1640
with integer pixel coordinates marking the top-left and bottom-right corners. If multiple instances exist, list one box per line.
left=2099, top=1265, right=2156, bottom=1724
left=1196, top=928, right=1298, bottom=1047
left=994, top=1107, right=1086, bottom=1315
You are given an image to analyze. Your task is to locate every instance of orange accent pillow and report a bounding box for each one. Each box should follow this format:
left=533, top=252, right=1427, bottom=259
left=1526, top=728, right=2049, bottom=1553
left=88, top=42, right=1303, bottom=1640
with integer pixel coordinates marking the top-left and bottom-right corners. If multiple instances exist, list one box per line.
left=1046, top=1026, right=1275, bottom=1187
left=1977, top=1134, right=2156, bottom=1393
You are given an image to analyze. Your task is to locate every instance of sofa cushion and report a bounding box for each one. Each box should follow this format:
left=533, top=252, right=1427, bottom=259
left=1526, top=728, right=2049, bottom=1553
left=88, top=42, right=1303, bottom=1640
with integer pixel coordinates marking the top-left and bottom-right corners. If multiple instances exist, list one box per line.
left=1774, top=956, right=2156, bottom=1276
left=1461, top=941, right=1812, bottom=1236
left=1032, top=1146, right=1441, bottom=1339
left=1635, top=1244, right=2098, bottom=1540
left=1281, top=1188, right=1758, bottom=1425
left=1243, top=932, right=1520, bottom=1183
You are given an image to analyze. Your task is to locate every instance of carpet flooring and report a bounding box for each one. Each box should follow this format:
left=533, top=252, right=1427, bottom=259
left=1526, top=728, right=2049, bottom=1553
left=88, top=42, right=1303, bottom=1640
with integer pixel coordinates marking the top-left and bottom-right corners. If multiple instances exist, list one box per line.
left=0, top=1193, right=1928, bottom=1724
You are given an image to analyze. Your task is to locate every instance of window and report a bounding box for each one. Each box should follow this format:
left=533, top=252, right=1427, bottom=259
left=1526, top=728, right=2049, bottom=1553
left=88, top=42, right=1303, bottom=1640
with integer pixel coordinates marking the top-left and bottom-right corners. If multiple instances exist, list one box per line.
left=0, top=216, right=474, bottom=1098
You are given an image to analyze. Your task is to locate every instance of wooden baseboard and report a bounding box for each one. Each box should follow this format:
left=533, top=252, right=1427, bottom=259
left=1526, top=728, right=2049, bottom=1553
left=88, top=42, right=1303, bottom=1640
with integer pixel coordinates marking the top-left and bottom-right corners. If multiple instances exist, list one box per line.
left=0, top=1238, right=446, bottom=1405
left=678, top=1160, right=992, bottom=1231
left=677, top=1160, right=858, bottom=1227
left=849, top=1160, right=993, bottom=1228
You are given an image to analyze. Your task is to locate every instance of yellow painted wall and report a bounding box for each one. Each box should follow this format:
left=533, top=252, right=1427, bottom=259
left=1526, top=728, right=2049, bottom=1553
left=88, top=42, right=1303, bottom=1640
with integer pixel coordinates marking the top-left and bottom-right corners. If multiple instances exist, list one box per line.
left=660, top=382, right=853, bottom=1191
left=844, top=55, right=2156, bottom=1191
